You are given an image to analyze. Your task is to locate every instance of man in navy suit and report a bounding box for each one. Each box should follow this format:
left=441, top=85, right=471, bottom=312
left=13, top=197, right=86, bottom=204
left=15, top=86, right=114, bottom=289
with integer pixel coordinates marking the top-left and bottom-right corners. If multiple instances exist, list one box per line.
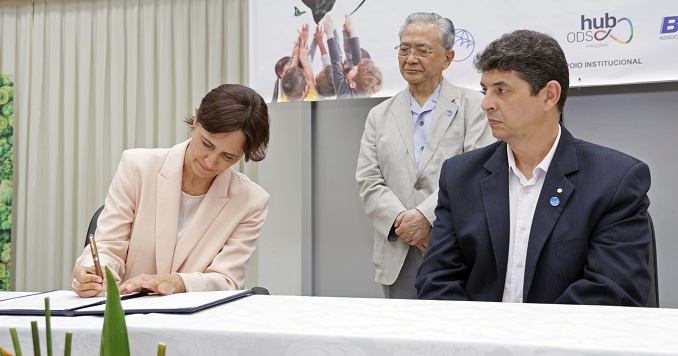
left=415, top=30, right=651, bottom=305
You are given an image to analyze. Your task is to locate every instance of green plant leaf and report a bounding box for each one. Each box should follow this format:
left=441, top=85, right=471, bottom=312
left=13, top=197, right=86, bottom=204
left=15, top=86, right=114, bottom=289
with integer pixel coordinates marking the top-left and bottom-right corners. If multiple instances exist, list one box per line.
left=156, top=342, right=166, bottom=356
left=9, top=328, right=22, bottom=356
left=45, top=298, right=52, bottom=356
left=100, top=266, right=130, bottom=356
left=30, top=321, right=40, bottom=356
left=64, top=332, right=72, bottom=356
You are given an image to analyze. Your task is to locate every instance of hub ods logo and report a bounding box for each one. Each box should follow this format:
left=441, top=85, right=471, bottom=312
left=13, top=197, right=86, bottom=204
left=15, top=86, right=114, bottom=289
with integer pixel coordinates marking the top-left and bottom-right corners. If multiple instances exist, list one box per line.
left=567, top=13, right=634, bottom=46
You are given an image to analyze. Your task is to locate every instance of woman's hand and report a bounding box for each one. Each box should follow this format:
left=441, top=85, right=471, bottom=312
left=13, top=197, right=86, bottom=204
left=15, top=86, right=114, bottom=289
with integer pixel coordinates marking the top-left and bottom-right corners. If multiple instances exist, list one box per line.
left=70, top=265, right=104, bottom=298
left=119, top=274, right=186, bottom=295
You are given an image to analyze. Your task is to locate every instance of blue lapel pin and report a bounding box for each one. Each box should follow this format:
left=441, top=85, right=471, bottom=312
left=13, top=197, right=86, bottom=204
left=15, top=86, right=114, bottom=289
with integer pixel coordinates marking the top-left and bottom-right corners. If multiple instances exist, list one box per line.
left=550, top=197, right=560, bottom=207
left=446, top=109, right=453, bottom=116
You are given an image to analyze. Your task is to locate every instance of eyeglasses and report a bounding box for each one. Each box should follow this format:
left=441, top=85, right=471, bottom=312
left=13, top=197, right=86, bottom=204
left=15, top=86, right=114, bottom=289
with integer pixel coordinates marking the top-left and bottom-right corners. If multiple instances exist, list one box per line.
left=394, top=45, right=447, bottom=58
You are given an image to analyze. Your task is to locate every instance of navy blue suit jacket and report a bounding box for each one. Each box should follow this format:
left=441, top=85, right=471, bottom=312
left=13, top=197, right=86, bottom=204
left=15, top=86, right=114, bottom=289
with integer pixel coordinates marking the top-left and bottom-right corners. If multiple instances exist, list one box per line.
left=416, top=127, right=651, bottom=305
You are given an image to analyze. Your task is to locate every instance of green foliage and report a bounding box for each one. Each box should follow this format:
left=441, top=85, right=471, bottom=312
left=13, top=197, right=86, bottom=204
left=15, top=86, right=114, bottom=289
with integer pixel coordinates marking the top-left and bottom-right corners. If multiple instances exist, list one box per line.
left=0, top=241, right=10, bottom=290
left=0, top=262, right=7, bottom=290
left=0, top=180, right=11, bottom=205
left=0, top=231, right=9, bottom=244
left=0, top=75, right=11, bottom=87
left=101, top=266, right=130, bottom=356
left=0, top=88, right=9, bottom=105
left=0, top=205, right=11, bottom=231
left=1, top=103, right=12, bottom=119
left=1, top=86, right=13, bottom=100
left=0, top=74, right=12, bottom=293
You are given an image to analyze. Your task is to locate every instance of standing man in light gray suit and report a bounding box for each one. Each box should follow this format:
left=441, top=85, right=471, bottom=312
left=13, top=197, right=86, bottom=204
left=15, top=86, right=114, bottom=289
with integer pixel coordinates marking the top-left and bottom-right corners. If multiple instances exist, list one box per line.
left=356, top=12, right=495, bottom=299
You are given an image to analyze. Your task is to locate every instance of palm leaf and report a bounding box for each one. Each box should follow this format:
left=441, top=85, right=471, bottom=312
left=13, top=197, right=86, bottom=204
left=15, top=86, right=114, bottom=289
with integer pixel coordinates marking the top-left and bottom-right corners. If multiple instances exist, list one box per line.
left=100, top=267, right=130, bottom=356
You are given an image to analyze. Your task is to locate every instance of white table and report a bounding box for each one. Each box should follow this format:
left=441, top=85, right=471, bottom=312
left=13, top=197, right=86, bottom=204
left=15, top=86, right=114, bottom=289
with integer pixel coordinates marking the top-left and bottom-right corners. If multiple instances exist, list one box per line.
left=1, top=292, right=678, bottom=355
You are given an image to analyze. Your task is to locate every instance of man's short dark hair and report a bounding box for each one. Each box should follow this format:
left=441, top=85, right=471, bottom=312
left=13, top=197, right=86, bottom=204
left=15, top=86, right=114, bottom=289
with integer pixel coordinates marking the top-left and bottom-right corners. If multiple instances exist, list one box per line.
left=474, top=30, right=569, bottom=112
left=184, top=84, right=270, bottom=162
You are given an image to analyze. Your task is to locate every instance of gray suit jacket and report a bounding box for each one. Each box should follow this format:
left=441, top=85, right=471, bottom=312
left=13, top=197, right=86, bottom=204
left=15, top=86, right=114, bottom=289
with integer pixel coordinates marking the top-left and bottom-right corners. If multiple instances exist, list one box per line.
left=356, top=79, right=495, bottom=285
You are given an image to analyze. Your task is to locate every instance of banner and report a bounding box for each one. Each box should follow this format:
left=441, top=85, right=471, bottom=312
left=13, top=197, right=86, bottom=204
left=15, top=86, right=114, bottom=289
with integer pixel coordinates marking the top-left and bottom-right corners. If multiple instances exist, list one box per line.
left=0, top=74, right=12, bottom=291
left=249, top=1, right=678, bottom=102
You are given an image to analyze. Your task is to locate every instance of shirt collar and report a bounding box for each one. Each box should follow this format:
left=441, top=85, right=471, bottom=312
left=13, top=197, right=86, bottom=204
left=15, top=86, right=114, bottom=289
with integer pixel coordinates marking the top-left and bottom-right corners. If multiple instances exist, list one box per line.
left=507, top=125, right=562, bottom=183
left=410, top=81, right=443, bottom=115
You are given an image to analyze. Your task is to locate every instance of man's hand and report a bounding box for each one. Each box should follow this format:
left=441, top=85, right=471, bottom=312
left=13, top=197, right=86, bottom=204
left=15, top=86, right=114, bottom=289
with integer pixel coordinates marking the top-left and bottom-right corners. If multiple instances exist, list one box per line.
left=417, top=237, right=429, bottom=252
left=394, top=209, right=432, bottom=246
left=292, top=40, right=300, bottom=58
left=343, top=15, right=355, bottom=38
left=313, top=26, right=324, bottom=46
left=119, top=274, right=186, bottom=295
left=298, top=24, right=310, bottom=44
left=299, top=39, right=310, bottom=60
left=323, top=15, right=334, bottom=38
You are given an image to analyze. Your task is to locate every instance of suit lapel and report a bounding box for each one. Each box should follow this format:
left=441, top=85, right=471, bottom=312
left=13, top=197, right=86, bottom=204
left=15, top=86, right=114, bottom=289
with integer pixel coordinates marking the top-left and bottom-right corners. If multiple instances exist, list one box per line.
left=417, top=80, right=458, bottom=180
left=171, top=168, right=232, bottom=272
left=155, top=141, right=188, bottom=275
left=391, top=89, right=416, bottom=170
left=523, top=128, right=579, bottom=298
left=480, top=143, right=511, bottom=288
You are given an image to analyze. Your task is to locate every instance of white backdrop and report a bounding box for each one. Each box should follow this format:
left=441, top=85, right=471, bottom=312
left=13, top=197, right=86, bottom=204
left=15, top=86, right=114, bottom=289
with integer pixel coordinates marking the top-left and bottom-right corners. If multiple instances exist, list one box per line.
left=249, top=0, right=678, bottom=101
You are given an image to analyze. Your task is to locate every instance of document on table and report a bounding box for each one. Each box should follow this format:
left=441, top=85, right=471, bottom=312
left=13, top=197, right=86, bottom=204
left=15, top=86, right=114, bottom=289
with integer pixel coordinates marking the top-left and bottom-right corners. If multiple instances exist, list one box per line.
left=0, top=290, right=112, bottom=316
left=0, top=289, right=253, bottom=316
left=0, top=291, right=37, bottom=302
left=75, top=289, right=254, bottom=315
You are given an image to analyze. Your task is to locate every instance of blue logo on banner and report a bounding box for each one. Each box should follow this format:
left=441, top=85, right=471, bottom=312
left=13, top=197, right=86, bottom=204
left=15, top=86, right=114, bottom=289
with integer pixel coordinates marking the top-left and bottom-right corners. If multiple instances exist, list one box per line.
left=453, top=29, right=475, bottom=62
left=661, top=16, right=678, bottom=34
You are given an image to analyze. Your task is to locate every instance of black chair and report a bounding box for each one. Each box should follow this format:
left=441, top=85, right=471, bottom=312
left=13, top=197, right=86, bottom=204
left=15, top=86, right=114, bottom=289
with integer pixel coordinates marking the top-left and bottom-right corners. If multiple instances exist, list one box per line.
left=251, top=287, right=270, bottom=295
left=84, top=205, right=105, bottom=248
left=646, top=211, right=659, bottom=307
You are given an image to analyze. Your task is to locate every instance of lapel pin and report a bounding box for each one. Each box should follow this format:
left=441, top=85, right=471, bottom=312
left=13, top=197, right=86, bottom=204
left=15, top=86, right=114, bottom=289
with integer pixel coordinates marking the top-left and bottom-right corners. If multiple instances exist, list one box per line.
left=446, top=109, right=453, bottom=116
left=557, top=188, right=563, bottom=194
left=550, top=197, right=560, bottom=207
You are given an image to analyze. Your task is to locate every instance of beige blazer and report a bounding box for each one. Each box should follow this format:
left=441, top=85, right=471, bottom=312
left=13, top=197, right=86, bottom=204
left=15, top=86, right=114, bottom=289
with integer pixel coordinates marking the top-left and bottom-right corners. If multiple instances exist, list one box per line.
left=356, top=79, right=495, bottom=285
left=76, top=139, right=269, bottom=291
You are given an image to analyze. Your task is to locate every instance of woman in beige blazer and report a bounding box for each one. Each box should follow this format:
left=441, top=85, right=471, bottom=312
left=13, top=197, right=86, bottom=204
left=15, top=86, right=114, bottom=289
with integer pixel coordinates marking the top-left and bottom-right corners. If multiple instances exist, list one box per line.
left=70, top=84, right=270, bottom=298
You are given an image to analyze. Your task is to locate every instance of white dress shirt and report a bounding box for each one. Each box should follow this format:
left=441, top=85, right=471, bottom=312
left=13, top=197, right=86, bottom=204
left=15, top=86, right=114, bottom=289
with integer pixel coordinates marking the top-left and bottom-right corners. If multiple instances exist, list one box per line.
left=502, top=125, right=561, bottom=303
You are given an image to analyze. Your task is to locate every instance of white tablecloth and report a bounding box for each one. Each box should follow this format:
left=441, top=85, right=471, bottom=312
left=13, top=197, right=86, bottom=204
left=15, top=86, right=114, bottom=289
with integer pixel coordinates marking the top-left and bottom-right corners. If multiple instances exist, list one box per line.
left=1, top=293, right=677, bottom=355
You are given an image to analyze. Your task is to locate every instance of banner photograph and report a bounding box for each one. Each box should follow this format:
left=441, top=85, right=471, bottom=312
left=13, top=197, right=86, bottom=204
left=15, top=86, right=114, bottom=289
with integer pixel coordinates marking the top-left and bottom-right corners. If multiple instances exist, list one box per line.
left=249, top=1, right=678, bottom=102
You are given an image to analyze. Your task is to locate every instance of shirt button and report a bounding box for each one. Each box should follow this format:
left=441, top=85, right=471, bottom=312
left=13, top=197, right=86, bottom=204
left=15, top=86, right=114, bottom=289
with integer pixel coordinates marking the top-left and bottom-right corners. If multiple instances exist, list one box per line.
left=419, top=121, right=424, bottom=126
left=517, top=261, right=524, bottom=268
left=420, top=146, right=424, bottom=151
left=521, top=225, right=527, bottom=230
left=514, top=298, right=522, bottom=303
left=414, top=183, right=422, bottom=190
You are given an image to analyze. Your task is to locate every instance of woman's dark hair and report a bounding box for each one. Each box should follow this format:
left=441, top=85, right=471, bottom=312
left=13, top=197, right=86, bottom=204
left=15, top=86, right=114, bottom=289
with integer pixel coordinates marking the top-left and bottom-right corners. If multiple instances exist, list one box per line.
left=185, top=84, right=270, bottom=162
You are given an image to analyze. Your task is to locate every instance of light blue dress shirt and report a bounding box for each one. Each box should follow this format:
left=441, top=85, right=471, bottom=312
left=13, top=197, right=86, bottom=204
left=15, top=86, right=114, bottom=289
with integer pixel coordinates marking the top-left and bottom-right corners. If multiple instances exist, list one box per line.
left=410, top=82, right=443, bottom=172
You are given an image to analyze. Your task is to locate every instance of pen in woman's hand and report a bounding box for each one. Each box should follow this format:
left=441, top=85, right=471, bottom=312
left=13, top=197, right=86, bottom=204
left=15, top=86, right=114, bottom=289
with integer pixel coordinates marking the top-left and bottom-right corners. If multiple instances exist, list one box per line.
left=88, top=234, right=104, bottom=280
